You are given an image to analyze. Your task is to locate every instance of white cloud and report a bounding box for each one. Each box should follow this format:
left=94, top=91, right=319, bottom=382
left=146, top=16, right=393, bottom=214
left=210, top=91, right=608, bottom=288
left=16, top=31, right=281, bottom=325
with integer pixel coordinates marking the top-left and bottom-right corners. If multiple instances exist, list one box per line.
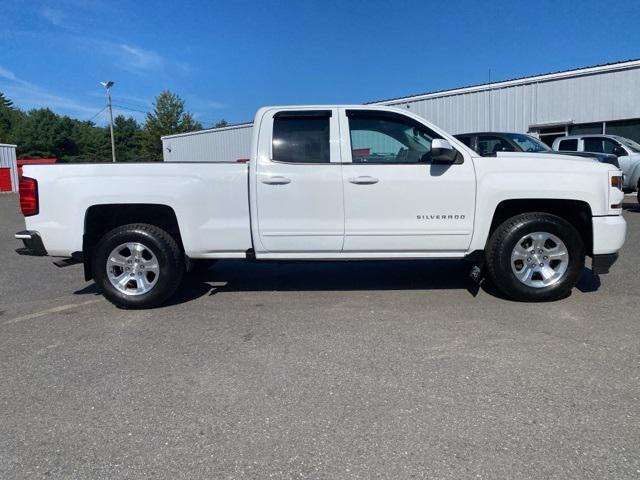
left=77, top=38, right=173, bottom=75
left=0, top=64, right=102, bottom=117
left=116, top=43, right=164, bottom=72
left=0, top=65, right=22, bottom=84
left=35, top=3, right=172, bottom=75
left=40, top=6, right=66, bottom=27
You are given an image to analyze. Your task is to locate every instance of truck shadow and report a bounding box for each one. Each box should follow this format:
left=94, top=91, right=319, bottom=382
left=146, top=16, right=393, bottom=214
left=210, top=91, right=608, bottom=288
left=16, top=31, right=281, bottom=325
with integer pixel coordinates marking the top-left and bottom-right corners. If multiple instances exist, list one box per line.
left=623, top=201, right=639, bottom=212
left=73, top=260, right=602, bottom=306
left=163, top=260, right=601, bottom=306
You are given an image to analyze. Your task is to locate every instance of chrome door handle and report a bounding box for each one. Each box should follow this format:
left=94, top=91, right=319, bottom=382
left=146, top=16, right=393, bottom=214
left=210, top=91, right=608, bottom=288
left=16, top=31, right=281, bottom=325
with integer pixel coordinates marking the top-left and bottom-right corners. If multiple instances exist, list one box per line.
left=261, top=176, right=291, bottom=185
left=348, top=176, right=379, bottom=185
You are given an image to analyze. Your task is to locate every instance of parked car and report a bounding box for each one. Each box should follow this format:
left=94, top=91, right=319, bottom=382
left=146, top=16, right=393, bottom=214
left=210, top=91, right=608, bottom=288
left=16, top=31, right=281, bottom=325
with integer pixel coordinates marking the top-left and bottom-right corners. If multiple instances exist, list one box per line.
left=552, top=134, right=640, bottom=200
left=455, top=132, right=620, bottom=167
left=15, top=105, right=626, bottom=308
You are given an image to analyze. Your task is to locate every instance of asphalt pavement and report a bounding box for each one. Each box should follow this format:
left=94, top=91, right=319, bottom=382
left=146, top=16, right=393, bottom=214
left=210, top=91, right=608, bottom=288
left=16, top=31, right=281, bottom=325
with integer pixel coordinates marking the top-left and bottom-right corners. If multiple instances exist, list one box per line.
left=1, top=192, right=639, bottom=479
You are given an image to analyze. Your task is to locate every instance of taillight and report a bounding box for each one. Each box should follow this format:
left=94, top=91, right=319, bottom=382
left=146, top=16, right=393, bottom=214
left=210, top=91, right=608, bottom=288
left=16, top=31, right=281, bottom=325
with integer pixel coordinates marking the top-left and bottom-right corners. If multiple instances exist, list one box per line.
left=19, top=177, right=39, bottom=216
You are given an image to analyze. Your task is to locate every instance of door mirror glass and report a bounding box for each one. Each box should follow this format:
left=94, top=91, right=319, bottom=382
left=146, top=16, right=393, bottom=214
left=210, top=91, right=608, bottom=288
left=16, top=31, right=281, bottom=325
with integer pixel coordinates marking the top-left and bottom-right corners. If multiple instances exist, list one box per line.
left=431, top=139, right=458, bottom=163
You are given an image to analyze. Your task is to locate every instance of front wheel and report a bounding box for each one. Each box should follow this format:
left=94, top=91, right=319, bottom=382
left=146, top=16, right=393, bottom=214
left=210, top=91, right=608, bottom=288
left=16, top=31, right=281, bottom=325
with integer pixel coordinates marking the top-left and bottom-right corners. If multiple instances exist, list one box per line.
left=485, top=213, right=585, bottom=302
left=92, top=224, right=184, bottom=309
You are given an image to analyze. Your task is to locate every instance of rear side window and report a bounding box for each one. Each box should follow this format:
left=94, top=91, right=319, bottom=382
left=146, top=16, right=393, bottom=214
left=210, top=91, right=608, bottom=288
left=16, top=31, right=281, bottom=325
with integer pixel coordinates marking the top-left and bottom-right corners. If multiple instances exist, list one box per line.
left=557, top=139, right=578, bottom=151
left=456, top=135, right=472, bottom=147
left=272, top=114, right=330, bottom=163
left=477, top=136, right=515, bottom=156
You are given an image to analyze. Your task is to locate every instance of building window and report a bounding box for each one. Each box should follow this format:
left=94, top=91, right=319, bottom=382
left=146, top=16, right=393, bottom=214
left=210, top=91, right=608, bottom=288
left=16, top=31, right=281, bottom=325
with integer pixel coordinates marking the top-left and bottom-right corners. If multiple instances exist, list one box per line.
left=535, top=126, right=568, bottom=147
left=569, top=123, right=603, bottom=135
left=606, top=118, right=640, bottom=143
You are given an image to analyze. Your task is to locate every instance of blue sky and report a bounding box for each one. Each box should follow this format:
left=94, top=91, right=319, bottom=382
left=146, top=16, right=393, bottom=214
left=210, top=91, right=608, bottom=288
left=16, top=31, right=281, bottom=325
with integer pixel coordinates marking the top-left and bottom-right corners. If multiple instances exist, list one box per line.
left=1, top=0, right=639, bottom=127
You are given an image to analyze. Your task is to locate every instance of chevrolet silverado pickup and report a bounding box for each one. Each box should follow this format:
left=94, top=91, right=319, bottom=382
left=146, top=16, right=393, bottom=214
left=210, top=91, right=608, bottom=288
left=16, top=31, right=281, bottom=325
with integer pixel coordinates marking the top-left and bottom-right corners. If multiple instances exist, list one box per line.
left=15, top=105, right=627, bottom=308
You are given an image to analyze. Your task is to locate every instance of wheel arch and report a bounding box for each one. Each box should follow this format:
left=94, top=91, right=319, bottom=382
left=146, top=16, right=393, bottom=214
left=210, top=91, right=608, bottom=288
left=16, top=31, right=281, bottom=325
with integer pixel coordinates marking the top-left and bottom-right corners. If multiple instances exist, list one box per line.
left=83, top=204, right=184, bottom=281
left=487, top=199, right=593, bottom=255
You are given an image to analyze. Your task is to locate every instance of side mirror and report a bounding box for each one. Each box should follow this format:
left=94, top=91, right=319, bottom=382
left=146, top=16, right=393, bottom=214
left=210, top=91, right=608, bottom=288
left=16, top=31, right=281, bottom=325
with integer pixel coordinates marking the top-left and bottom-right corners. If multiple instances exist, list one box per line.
left=613, top=146, right=626, bottom=157
left=431, top=139, right=458, bottom=164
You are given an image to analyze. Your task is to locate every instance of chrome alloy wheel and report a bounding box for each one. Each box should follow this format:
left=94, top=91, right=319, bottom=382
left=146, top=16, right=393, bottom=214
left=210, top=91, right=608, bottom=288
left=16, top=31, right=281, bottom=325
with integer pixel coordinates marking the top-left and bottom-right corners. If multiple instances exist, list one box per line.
left=106, top=242, right=160, bottom=296
left=510, top=231, right=569, bottom=288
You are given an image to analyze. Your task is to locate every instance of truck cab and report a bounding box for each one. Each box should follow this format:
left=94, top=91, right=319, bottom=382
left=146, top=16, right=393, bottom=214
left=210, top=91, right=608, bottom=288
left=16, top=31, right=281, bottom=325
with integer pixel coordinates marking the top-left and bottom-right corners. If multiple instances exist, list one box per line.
left=250, top=106, right=474, bottom=255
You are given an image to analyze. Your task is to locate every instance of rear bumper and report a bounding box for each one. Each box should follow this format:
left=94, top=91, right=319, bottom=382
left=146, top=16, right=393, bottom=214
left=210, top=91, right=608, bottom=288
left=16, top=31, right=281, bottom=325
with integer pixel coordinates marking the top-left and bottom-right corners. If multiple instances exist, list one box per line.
left=15, top=230, right=48, bottom=256
left=592, top=253, right=619, bottom=275
left=592, top=215, right=626, bottom=255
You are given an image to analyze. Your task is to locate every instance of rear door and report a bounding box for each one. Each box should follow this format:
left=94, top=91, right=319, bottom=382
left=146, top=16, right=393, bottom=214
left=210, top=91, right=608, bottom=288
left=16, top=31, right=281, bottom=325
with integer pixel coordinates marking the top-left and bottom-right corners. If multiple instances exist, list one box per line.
left=254, top=108, right=344, bottom=253
left=338, top=108, right=476, bottom=253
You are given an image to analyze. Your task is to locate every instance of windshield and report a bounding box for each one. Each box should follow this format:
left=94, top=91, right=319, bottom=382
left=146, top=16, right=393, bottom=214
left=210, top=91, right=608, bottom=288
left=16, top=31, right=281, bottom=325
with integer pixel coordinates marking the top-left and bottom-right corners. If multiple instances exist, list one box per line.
left=505, top=133, right=551, bottom=152
left=615, top=136, right=640, bottom=153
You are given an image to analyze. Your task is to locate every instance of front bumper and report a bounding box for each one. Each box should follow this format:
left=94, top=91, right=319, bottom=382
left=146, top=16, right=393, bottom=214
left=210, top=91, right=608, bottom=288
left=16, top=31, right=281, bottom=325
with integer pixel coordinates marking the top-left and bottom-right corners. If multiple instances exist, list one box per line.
left=592, top=215, right=626, bottom=256
left=15, top=230, right=48, bottom=257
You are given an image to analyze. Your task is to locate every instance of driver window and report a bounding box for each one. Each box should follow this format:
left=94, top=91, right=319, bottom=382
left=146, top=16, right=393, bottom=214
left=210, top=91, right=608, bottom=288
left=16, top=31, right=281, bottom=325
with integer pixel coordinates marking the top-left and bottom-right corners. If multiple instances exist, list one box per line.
left=602, top=138, right=622, bottom=155
left=348, top=113, right=436, bottom=164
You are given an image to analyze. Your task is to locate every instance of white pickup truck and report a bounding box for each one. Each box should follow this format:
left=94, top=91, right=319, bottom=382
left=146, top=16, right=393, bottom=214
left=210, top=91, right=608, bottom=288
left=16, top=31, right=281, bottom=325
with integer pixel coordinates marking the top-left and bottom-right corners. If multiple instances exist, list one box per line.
left=15, top=105, right=627, bottom=308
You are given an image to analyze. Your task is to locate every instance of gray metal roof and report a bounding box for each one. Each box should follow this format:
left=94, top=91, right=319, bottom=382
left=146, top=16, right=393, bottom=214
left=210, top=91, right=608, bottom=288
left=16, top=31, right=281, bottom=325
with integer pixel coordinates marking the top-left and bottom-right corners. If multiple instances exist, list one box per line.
left=368, top=58, right=640, bottom=105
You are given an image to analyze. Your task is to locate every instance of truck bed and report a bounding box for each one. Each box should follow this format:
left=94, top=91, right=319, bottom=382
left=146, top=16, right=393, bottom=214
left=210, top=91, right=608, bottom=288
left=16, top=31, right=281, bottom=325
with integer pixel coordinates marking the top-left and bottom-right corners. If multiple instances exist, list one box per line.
left=22, top=162, right=253, bottom=257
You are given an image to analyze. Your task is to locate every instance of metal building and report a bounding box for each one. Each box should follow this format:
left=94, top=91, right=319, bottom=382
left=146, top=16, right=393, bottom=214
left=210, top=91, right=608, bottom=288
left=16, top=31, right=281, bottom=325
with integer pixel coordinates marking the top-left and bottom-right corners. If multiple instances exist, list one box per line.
left=0, top=144, right=18, bottom=192
left=162, top=59, right=640, bottom=161
left=162, top=123, right=253, bottom=162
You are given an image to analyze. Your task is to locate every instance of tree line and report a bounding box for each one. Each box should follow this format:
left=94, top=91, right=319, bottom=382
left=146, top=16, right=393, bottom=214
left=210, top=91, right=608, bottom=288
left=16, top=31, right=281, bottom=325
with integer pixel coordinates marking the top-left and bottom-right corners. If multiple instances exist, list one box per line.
left=0, top=91, right=227, bottom=162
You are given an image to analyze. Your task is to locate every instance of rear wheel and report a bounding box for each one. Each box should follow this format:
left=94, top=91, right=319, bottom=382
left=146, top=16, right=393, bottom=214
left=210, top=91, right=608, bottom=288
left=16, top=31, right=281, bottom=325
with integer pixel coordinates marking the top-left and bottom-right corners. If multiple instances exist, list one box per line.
left=92, top=224, right=184, bottom=309
left=486, top=213, right=585, bottom=301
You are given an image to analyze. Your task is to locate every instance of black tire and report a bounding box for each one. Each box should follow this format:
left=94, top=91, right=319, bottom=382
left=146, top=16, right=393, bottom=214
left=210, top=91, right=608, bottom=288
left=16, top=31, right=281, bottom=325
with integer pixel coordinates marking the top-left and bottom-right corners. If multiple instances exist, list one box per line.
left=92, top=223, right=184, bottom=309
left=485, top=213, right=585, bottom=302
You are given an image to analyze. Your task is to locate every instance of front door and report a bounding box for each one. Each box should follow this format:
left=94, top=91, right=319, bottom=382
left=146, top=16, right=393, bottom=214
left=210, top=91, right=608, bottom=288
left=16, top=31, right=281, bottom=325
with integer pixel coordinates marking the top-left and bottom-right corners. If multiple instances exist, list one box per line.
left=255, top=109, right=344, bottom=253
left=339, top=108, right=476, bottom=253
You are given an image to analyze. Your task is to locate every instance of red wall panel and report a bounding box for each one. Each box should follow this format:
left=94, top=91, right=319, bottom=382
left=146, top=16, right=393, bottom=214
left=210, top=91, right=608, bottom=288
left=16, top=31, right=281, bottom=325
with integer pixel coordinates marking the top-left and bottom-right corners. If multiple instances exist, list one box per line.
left=0, top=168, right=12, bottom=191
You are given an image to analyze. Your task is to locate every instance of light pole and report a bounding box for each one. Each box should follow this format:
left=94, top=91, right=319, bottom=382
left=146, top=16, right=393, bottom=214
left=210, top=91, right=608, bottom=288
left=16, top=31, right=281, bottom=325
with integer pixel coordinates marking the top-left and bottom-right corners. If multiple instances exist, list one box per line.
left=100, top=81, right=116, bottom=162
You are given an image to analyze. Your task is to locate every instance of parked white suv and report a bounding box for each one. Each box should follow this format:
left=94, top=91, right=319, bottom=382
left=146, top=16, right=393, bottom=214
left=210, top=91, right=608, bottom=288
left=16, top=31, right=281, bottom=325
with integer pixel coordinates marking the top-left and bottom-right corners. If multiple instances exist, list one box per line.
left=15, top=105, right=627, bottom=308
left=553, top=134, right=640, bottom=201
